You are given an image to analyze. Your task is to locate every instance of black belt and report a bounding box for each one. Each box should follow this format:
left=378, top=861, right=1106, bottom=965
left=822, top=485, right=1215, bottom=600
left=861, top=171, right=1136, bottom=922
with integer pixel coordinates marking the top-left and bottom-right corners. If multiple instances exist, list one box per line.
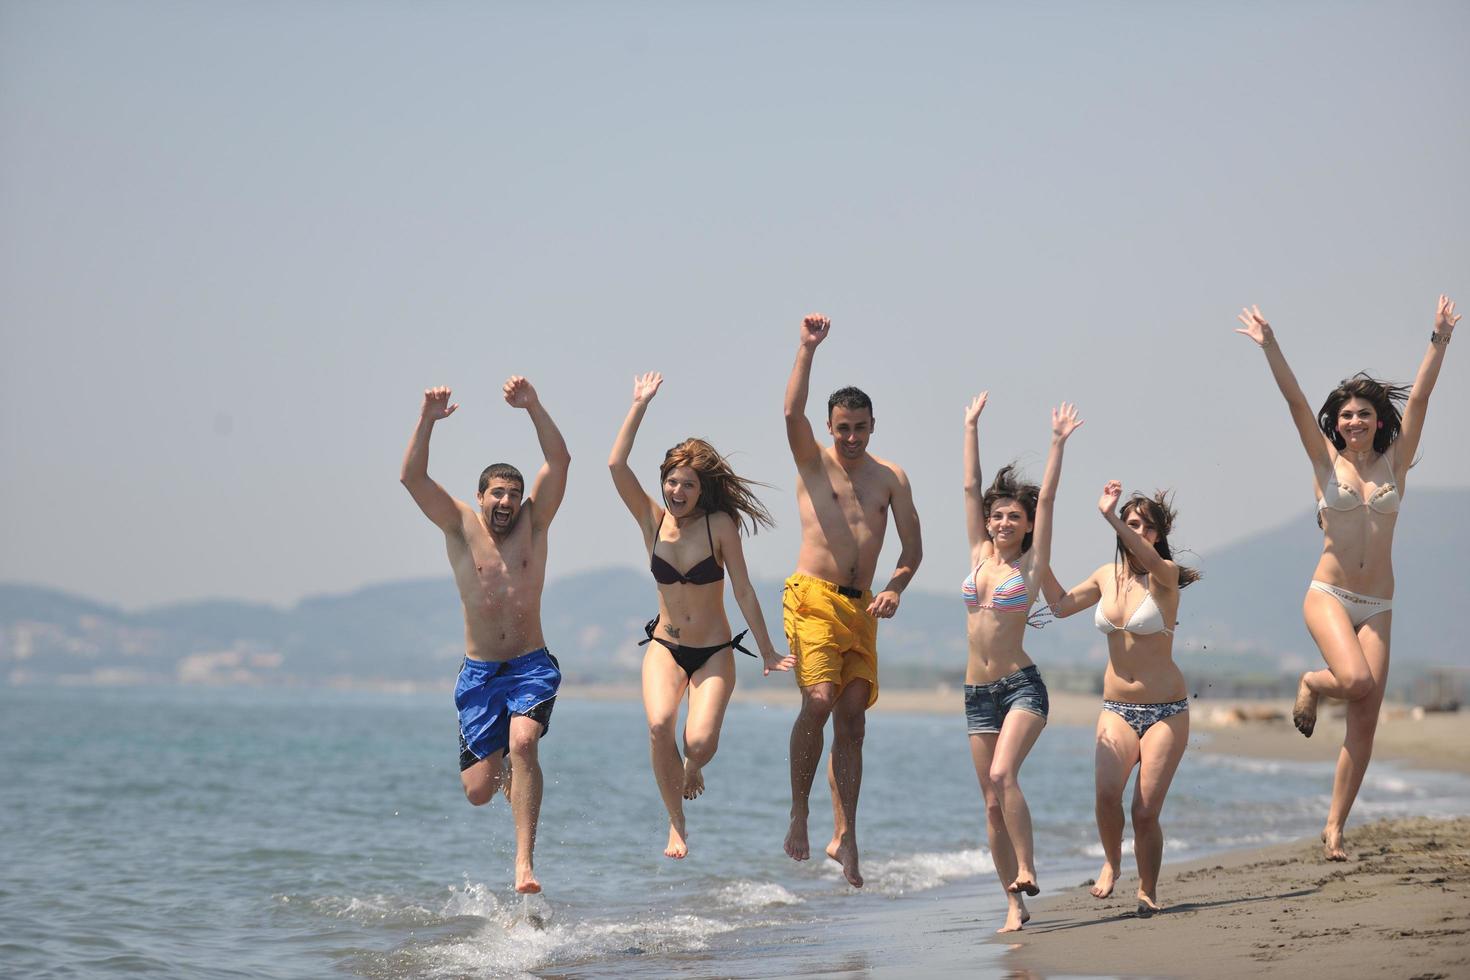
left=836, top=585, right=863, bottom=599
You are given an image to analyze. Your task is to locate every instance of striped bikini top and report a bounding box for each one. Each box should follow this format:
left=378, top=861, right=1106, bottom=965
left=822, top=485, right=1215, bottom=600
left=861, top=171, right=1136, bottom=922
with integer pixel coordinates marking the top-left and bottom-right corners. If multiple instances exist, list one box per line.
left=962, top=557, right=1030, bottom=612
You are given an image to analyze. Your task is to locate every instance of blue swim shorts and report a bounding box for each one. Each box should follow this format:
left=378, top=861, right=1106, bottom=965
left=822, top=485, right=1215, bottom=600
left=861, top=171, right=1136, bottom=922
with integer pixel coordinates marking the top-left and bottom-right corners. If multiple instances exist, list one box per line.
left=964, top=665, right=1049, bottom=735
left=455, top=648, right=561, bottom=771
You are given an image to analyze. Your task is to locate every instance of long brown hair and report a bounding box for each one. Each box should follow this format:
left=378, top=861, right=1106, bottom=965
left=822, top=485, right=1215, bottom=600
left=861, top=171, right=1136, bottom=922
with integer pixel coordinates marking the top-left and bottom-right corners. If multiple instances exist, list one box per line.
left=983, top=464, right=1039, bottom=553
left=660, top=438, right=774, bottom=536
left=1113, top=491, right=1200, bottom=588
left=1317, top=372, right=1410, bottom=454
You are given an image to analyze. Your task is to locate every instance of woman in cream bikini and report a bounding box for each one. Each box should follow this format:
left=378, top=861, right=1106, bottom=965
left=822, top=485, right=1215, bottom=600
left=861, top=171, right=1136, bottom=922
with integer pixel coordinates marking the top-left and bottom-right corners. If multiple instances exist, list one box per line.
left=609, top=371, right=794, bottom=860
left=1044, top=485, right=1200, bottom=915
left=1235, top=296, right=1458, bottom=860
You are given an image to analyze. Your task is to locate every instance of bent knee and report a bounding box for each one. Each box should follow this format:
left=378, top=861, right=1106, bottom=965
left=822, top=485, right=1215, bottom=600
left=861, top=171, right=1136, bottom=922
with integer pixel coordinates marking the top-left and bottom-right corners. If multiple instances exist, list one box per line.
left=801, top=690, right=837, bottom=719
left=1131, top=802, right=1162, bottom=827
left=685, top=734, right=719, bottom=763
left=464, top=783, right=496, bottom=807
left=988, top=767, right=1020, bottom=792
left=1341, top=674, right=1376, bottom=701
left=649, top=718, right=677, bottom=742
left=507, top=733, right=539, bottom=762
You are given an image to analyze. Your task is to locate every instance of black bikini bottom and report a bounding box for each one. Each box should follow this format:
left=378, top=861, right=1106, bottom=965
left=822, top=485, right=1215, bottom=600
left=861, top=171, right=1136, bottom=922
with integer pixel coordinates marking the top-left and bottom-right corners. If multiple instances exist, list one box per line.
left=640, top=616, right=754, bottom=678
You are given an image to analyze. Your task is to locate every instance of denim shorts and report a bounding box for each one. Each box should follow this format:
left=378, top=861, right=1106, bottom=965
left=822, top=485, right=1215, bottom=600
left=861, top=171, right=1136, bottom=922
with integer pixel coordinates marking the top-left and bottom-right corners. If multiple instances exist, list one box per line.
left=964, top=665, right=1049, bottom=734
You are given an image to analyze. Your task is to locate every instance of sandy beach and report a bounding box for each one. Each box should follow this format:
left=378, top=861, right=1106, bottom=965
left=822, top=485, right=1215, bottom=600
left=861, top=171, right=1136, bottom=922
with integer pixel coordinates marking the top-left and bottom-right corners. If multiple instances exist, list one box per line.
left=997, top=815, right=1470, bottom=979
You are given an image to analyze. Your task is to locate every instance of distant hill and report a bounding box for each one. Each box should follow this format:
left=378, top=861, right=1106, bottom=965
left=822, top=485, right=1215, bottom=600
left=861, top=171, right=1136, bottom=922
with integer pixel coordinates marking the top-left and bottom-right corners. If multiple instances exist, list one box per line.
left=3, top=488, right=1464, bottom=689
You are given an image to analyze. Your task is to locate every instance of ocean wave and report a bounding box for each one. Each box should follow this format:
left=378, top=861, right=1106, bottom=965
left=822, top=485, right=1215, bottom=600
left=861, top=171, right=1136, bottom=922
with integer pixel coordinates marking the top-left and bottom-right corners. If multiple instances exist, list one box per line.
left=714, top=880, right=803, bottom=910
left=295, top=892, right=438, bottom=927
left=853, top=848, right=994, bottom=896
left=377, top=901, right=744, bottom=979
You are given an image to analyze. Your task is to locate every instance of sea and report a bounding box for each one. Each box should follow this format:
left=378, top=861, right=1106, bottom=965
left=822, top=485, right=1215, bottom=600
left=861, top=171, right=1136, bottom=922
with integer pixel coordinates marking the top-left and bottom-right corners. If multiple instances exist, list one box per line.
left=4, top=684, right=1470, bottom=979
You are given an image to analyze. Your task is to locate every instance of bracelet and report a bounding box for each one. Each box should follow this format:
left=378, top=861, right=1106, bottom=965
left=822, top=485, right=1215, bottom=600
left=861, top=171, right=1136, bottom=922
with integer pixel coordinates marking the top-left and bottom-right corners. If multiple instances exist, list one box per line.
left=1431, top=331, right=1451, bottom=346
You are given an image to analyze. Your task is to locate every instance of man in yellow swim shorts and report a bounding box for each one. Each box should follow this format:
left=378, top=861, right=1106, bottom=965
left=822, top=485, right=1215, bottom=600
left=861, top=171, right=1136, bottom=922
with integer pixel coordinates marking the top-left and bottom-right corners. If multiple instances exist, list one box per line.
left=779, top=313, right=923, bottom=889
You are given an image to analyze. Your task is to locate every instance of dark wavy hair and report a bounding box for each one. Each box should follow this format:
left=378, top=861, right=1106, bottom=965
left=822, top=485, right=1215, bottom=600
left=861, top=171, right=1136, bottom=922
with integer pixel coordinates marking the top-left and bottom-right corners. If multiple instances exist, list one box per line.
left=983, top=464, right=1040, bottom=553
left=478, top=463, right=524, bottom=495
left=827, top=386, right=873, bottom=419
left=1317, top=372, right=1410, bottom=454
left=660, top=438, right=775, bottom=536
left=1113, top=491, right=1200, bottom=588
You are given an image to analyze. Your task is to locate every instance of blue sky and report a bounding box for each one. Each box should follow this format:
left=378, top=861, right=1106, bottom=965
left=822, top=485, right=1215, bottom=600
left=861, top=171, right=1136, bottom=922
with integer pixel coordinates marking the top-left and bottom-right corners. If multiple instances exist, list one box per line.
left=2, top=1, right=1467, bottom=608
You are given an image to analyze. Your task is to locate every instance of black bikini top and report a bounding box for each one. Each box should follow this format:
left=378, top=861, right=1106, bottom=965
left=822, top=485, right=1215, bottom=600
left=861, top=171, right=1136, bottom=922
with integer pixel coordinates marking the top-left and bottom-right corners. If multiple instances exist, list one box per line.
left=650, top=513, right=724, bottom=586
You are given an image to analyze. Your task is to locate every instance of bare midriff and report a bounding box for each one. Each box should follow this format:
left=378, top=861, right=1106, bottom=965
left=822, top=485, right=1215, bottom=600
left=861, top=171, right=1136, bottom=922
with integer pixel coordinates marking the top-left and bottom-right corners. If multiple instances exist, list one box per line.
left=1314, top=508, right=1398, bottom=598
left=792, top=453, right=890, bottom=590
left=965, top=610, right=1034, bottom=685
left=447, top=510, right=548, bottom=663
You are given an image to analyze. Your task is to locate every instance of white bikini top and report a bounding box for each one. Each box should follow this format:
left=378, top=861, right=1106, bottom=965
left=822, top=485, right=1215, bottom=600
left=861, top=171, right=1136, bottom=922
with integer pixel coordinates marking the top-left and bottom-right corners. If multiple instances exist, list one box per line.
left=1317, top=451, right=1400, bottom=516
left=1095, top=587, right=1172, bottom=637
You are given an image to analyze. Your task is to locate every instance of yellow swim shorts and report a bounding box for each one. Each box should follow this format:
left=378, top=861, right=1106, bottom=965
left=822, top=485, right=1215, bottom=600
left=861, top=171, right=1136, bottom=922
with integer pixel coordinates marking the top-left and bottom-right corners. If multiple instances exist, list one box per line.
left=782, top=573, right=879, bottom=707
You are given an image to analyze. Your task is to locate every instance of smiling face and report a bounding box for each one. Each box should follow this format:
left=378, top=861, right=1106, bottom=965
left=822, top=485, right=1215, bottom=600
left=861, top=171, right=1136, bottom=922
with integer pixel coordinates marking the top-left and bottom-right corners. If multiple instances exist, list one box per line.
left=827, top=405, right=873, bottom=462
left=1336, top=397, right=1378, bottom=451
left=986, top=497, right=1033, bottom=551
left=662, top=465, right=703, bottom=518
left=477, top=478, right=524, bottom=537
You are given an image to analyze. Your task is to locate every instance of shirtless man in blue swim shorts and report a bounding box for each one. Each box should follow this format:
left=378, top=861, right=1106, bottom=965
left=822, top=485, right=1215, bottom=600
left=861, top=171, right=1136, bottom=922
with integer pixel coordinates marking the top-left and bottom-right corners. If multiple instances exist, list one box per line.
left=400, top=376, right=570, bottom=894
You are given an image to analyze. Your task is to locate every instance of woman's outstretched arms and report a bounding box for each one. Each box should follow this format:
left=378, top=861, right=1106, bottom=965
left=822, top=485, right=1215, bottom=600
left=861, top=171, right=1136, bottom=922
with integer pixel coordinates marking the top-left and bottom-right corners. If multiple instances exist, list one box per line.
left=1393, top=294, right=1459, bottom=481
left=1041, top=566, right=1103, bottom=618
left=962, top=393, right=991, bottom=563
left=1235, top=306, right=1334, bottom=474
left=608, top=372, right=665, bottom=536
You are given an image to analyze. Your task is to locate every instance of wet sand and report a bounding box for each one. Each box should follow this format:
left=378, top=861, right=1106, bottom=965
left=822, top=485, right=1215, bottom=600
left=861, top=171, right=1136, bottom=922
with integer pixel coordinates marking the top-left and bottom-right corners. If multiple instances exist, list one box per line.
left=996, top=815, right=1470, bottom=979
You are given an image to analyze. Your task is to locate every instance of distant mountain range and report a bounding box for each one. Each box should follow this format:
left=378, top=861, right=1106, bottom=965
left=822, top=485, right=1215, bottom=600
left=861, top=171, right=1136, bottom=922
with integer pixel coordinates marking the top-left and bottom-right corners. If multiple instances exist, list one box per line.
left=4, top=489, right=1464, bottom=690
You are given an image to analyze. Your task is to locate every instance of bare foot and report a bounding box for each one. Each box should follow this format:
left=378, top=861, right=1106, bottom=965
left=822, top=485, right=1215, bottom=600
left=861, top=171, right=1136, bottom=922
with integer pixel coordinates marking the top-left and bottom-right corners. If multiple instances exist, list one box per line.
left=682, top=763, right=705, bottom=801
left=1322, top=828, right=1348, bottom=862
left=1292, top=674, right=1318, bottom=738
left=1136, top=891, right=1161, bottom=917
left=1007, top=873, right=1040, bottom=897
left=665, top=818, right=688, bottom=859
left=832, top=832, right=863, bottom=888
left=515, top=861, right=541, bottom=895
left=784, top=812, right=810, bottom=861
left=824, top=838, right=841, bottom=863
left=1090, top=863, right=1119, bottom=899
left=997, top=902, right=1027, bottom=933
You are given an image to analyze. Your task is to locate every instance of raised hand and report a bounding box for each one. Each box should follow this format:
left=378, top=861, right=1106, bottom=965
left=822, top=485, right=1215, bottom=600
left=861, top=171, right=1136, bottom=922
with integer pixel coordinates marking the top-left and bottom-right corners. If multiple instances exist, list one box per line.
left=632, top=371, right=663, bottom=405
left=421, top=386, right=458, bottom=421
left=1235, top=305, right=1274, bottom=346
left=503, top=375, right=540, bottom=410
left=799, top=313, right=831, bottom=349
left=964, top=392, right=989, bottom=426
left=1051, top=402, right=1084, bottom=441
left=1436, top=294, right=1460, bottom=338
left=1098, top=479, right=1123, bottom=517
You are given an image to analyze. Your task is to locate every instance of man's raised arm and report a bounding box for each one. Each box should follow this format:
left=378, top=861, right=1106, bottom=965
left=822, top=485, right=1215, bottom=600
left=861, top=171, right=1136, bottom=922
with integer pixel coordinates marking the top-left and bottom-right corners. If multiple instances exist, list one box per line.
left=504, top=375, right=571, bottom=531
left=784, top=313, right=830, bottom=465
left=401, top=386, right=464, bottom=532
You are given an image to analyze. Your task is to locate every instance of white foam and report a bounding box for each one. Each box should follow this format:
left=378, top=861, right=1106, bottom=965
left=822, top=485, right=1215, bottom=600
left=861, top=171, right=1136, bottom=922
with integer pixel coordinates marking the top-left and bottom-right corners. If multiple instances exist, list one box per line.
left=303, top=892, right=437, bottom=927
left=715, top=880, right=803, bottom=910
left=411, top=907, right=741, bottom=978
left=856, top=848, right=995, bottom=896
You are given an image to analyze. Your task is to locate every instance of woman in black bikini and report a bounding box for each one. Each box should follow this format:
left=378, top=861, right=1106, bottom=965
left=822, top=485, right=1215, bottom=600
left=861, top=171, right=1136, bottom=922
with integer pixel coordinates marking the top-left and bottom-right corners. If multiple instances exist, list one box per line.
left=1236, top=297, right=1458, bottom=860
left=609, top=371, right=795, bottom=859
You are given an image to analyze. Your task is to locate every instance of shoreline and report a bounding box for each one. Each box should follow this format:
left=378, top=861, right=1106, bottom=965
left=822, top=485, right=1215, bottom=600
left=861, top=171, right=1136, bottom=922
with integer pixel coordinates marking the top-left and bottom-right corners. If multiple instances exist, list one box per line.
left=993, top=815, right=1470, bottom=978
left=565, top=683, right=1470, bottom=774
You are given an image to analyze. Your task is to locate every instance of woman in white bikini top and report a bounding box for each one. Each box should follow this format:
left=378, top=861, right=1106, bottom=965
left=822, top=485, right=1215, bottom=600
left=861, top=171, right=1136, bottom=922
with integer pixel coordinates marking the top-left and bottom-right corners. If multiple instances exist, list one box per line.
left=1235, top=296, right=1458, bottom=862
left=1044, top=482, right=1201, bottom=915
